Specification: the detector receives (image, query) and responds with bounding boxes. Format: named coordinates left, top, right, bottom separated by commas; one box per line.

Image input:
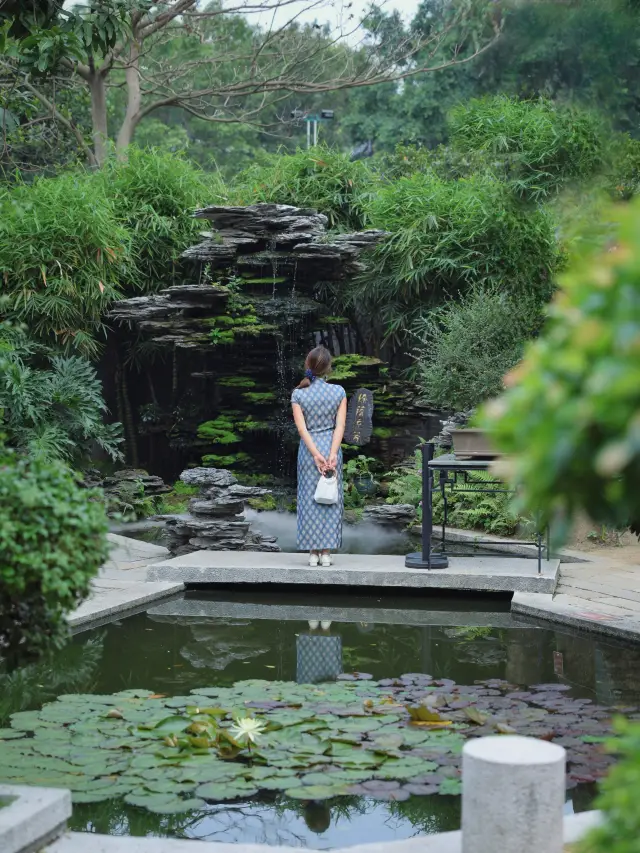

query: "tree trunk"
left=88, top=71, right=108, bottom=166
left=115, top=40, right=142, bottom=158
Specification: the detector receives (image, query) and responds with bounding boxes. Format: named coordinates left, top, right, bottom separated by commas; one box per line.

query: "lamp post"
left=405, top=442, right=449, bottom=570
left=291, top=109, right=335, bottom=148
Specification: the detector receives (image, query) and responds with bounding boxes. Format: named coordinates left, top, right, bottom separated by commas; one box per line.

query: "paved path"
left=69, top=534, right=183, bottom=630
left=147, top=550, right=559, bottom=594
left=513, top=551, right=640, bottom=641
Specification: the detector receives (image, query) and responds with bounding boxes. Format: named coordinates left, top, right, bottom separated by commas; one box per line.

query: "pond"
left=3, top=590, right=639, bottom=849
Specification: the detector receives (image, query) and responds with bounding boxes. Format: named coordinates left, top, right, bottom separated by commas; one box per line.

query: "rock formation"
left=104, top=202, right=438, bottom=482
left=363, top=504, right=417, bottom=526
left=162, top=467, right=279, bottom=555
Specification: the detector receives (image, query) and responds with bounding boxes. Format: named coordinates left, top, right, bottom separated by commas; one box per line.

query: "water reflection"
left=297, top=622, right=342, bottom=684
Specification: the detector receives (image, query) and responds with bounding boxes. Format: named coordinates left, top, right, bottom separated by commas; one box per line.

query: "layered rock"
left=103, top=202, right=437, bottom=482
left=363, top=504, right=417, bottom=526
left=163, top=467, right=279, bottom=555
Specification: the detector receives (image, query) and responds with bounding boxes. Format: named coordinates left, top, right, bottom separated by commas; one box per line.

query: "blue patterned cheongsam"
left=291, top=379, right=346, bottom=551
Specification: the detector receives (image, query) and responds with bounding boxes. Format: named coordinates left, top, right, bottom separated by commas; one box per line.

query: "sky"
left=249, top=0, right=422, bottom=32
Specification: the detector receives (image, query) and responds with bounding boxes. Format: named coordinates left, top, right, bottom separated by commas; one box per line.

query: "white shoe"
left=309, top=553, right=319, bottom=567
left=308, top=620, right=319, bottom=630
left=321, top=554, right=331, bottom=567
left=320, top=620, right=332, bottom=631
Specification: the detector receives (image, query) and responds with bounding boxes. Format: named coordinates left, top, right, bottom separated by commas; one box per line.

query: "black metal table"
left=428, top=453, right=548, bottom=574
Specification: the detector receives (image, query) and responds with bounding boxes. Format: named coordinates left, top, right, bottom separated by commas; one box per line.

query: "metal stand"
left=405, top=443, right=449, bottom=570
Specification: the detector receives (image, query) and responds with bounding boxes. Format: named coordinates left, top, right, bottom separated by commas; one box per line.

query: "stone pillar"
left=462, top=735, right=566, bottom=853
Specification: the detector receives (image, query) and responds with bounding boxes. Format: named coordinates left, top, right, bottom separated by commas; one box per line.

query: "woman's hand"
left=327, top=451, right=338, bottom=470
left=313, top=452, right=327, bottom=473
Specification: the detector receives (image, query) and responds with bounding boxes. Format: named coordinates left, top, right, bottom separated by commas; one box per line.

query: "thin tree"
left=1, top=0, right=502, bottom=166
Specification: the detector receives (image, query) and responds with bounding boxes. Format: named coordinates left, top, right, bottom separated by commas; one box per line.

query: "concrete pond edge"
left=0, top=783, right=602, bottom=853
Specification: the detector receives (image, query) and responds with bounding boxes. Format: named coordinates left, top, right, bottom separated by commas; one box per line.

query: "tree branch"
left=1, top=63, right=97, bottom=167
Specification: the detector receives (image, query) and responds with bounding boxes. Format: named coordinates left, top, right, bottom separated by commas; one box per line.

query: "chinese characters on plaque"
left=343, top=387, right=374, bottom=446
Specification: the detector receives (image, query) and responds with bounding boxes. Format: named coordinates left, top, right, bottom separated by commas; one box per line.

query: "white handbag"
left=314, top=472, right=339, bottom=505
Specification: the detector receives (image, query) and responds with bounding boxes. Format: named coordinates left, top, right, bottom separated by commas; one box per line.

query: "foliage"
left=98, top=148, right=221, bottom=293
left=230, top=147, right=375, bottom=230
left=156, top=481, right=199, bottom=515
left=482, top=198, right=640, bottom=539
left=449, top=96, right=605, bottom=202
left=0, top=449, right=109, bottom=658
left=0, top=675, right=618, bottom=810
left=202, top=452, right=252, bottom=469
left=386, top=452, right=423, bottom=510
left=386, top=449, right=527, bottom=536
left=0, top=170, right=130, bottom=354
left=414, top=289, right=545, bottom=410
left=609, top=135, right=640, bottom=202
left=247, top=494, right=277, bottom=512
left=344, top=456, right=378, bottom=483
left=581, top=717, right=640, bottom=853
left=330, top=355, right=383, bottom=382
left=0, top=323, right=122, bottom=464
left=431, top=476, right=527, bottom=538
left=355, top=170, right=558, bottom=341
left=106, top=479, right=157, bottom=522
left=0, top=148, right=218, bottom=351
left=0, top=636, right=104, bottom=725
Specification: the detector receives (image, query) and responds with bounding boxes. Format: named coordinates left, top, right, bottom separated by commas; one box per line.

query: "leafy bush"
left=414, top=289, right=546, bottom=410
left=0, top=449, right=109, bottom=658
left=0, top=323, right=122, bottom=464
left=99, top=147, right=222, bottom=291
left=0, top=169, right=130, bottom=355
left=0, top=148, right=220, bottom=353
left=355, top=171, right=558, bottom=340
left=483, top=199, right=640, bottom=539
left=609, top=134, right=640, bottom=202
left=580, top=718, right=640, bottom=853
left=386, top=449, right=528, bottom=536
left=449, top=96, right=605, bottom=202
left=230, top=146, right=375, bottom=230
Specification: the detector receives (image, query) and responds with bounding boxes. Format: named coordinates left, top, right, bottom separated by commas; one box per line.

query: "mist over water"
left=244, top=508, right=412, bottom=554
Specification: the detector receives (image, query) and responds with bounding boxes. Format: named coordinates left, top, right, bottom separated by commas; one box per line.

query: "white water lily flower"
left=229, top=717, right=267, bottom=745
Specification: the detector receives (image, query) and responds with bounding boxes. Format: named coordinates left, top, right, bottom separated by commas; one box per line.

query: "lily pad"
left=285, top=784, right=347, bottom=800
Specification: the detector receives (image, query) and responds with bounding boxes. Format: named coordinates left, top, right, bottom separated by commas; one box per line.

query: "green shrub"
left=0, top=323, right=122, bottom=464
left=386, top=449, right=528, bottom=536
left=230, top=146, right=375, bottom=229
left=609, top=134, right=640, bottom=202
left=483, top=198, right=640, bottom=540
left=449, top=96, right=605, bottom=202
left=0, top=450, right=109, bottom=658
left=356, top=171, right=558, bottom=340
left=580, top=718, right=640, bottom=853
left=0, top=148, right=221, bottom=353
left=99, top=147, right=222, bottom=292
left=414, top=289, right=545, bottom=410
left=0, top=170, right=130, bottom=355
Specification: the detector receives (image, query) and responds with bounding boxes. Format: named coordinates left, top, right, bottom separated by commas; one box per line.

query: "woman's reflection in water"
left=304, top=800, right=332, bottom=834
left=296, top=620, right=343, bottom=684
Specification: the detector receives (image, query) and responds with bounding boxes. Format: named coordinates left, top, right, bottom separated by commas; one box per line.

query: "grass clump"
left=230, top=145, right=374, bottom=230
left=414, top=289, right=545, bottom=411
left=355, top=171, right=558, bottom=343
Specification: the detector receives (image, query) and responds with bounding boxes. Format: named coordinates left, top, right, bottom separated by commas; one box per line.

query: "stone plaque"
left=343, top=387, right=374, bottom=446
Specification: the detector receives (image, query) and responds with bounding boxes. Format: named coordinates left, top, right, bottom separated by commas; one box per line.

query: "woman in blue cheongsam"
left=291, top=346, right=347, bottom=567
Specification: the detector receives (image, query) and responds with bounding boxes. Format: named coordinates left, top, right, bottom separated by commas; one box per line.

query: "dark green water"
left=5, top=590, right=640, bottom=848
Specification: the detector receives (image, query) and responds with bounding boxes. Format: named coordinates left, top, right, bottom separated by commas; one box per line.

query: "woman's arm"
left=328, top=397, right=347, bottom=469
left=292, top=402, right=326, bottom=472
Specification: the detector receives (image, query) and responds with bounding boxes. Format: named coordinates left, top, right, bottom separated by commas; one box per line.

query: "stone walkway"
left=69, top=534, right=183, bottom=630
left=147, top=550, right=559, bottom=594
left=514, top=551, right=640, bottom=642
left=70, top=531, right=640, bottom=645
